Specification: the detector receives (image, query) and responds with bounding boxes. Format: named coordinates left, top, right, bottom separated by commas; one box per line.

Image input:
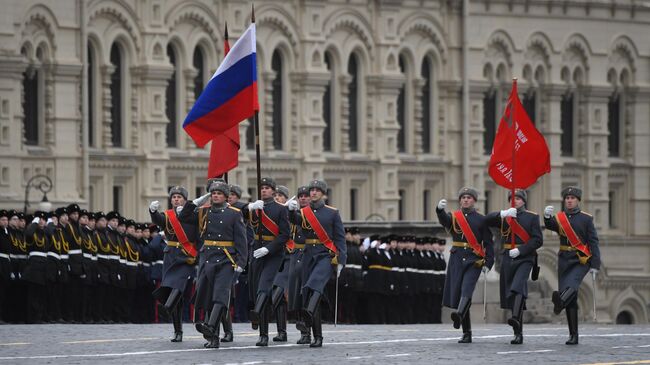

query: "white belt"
left=125, top=261, right=138, bottom=267
left=142, top=262, right=151, bottom=267
left=29, top=251, right=47, bottom=258
left=10, top=254, right=28, bottom=260
left=91, top=256, right=98, bottom=261
left=108, top=255, right=120, bottom=261
left=97, top=254, right=110, bottom=260
left=405, top=268, right=418, bottom=273
left=119, top=258, right=127, bottom=264
left=68, top=249, right=82, bottom=255
left=82, top=253, right=94, bottom=259
left=60, top=254, right=69, bottom=260
left=345, top=264, right=362, bottom=270
left=433, top=270, right=447, bottom=275
left=0, top=253, right=10, bottom=260
left=154, top=260, right=164, bottom=265
left=391, top=267, right=405, bottom=272
left=47, top=252, right=61, bottom=260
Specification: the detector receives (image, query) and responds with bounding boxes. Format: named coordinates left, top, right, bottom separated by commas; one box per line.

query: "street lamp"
left=23, top=174, right=53, bottom=213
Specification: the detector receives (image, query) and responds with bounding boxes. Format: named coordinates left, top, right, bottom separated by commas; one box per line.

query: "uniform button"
left=218, top=234, right=221, bottom=237
left=220, top=221, right=223, bottom=223
left=221, top=209, right=224, bottom=212
left=208, top=221, right=211, bottom=224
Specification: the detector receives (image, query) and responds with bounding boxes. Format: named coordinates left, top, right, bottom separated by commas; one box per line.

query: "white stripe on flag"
left=211, top=23, right=256, bottom=81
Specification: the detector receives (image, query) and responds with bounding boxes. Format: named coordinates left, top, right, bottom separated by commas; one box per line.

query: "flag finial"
left=251, top=4, right=255, bottom=23
left=224, top=22, right=228, bottom=40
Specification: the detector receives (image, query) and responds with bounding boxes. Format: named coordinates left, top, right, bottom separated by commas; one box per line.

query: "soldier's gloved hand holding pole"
left=248, top=200, right=264, bottom=210
left=500, top=208, right=517, bottom=218
left=285, top=198, right=298, bottom=211
left=437, top=199, right=447, bottom=210
left=192, top=193, right=211, bottom=207
left=149, top=200, right=160, bottom=213
left=544, top=205, right=554, bottom=219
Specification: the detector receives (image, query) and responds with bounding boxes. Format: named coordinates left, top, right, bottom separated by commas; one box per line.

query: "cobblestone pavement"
left=0, top=323, right=649, bottom=365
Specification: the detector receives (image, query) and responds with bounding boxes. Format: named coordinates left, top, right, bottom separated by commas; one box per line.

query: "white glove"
left=544, top=205, right=554, bottom=218
left=149, top=200, right=160, bottom=212
left=378, top=243, right=387, bottom=250
left=235, top=266, right=244, bottom=273
left=509, top=248, right=520, bottom=258
left=500, top=207, right=517, bottom=218
left=192, top=193, right=211, bottom=207
left=175, top=206, right=183, bottom=214
left=80, top=274, right=87, bottom=279
left=482, top=266, right=490, bottom=273
left=32, top=217, right=40, bottom=224
left=117, top=274, right=121, bottom=280
left=337, top=264, right=344, bottom=278
left=10, top=272, right=15, bottom=280
left=285, top=198, right=299, bottom=211
left=437, top=199, right=447, bottom=210
left=590, top=268, right=599, bottom=275
left=253, top=247, right=269, bottom=259
left=249, top=200, right=264, bottom=210
left=46, top=218, right=53, bottom=225
left=362, top=237, right=370, bottom=250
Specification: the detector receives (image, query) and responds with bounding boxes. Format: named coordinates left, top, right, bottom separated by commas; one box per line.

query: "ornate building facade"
left=0, top=0, right=648, bottom=323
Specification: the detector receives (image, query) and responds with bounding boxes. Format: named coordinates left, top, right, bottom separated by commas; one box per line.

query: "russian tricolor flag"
left=183, top=24, right=259, bottom=148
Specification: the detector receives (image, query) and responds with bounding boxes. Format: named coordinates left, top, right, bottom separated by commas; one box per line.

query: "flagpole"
left=510, top=78, right=517, bottom=249
left=223, top=22, right=230, bottom=186
left=252, top=4, right=261, bottom=200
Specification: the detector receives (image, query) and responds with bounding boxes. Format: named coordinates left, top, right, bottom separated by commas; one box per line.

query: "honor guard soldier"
left=289, top=179, right=347, bottom=347
left=22, top=211, right=50, bottom=323
left=105, top=211, right=126, bottom=322
left=78, top=210, right=98, bottom=323
left=247, top=177, right=290, bottom=347
left=0, top=210, right=12, bottom=322
left=340, top=227, right=363, bottom=324
left=270, top=185, right=291, bottom=342
left=7, top=210, right=28, bottom=323
left=485, top=189, right=542, bottom=344
left=47, top=207, right=75, bottom=322
left=93, top=211, right=114, bottom=323
left=431, top=238, right=447, bottom=323
left=287, top=186, right=311, bottom=343
left=544, top=186, right=601, bottom=345
left=190, top=182, right=248, bottom=349
left=436, top=188, right=494, bottom=343
left=150, top=186, right=203, bottom=341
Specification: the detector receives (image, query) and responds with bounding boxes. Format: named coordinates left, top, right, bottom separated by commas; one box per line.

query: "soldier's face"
left=69, top=212, right=79, bottom=222
left=170, top=194, right=186, bottom=208
left=142, top=229, right=150, bottom=239
left=18, top=219, right=26, bottom=229
left=79, top=215, right=89, bottom=226
left=511, top=197, right=525, bottom=209
left=59, top=214, right=69, bottom=226
left=227, top=193, right=239, bottom=205
left=310, top=188, right=323, bottom=201
left=274, top=193, right=287, bottom=204
left=96, top=218, right=107, bottom=229
left=9, top=216, right=19, bottom=229
left=432, top=243, right=439, bottom=251
left=126, top=226, right=135, bottom=235
left=0, top=217, right=8, bottom=228
left=87, top=219, right=96, bottom=229
left=211, top=191, right=227, bottom=204
left=298, top=194, right=309, bottom=207
left=261, top=186, right=274, bottom=199
left=460, top=195, right=475, bottom=209
left=117, top=225, right=126, bottom=234
left=107, top=218, right=117, bottom=229
left=135, top=229, right=142, bottom=239
left=37, top=218, right=46, bottom=229
left=564, top=195, right=579, bottom=209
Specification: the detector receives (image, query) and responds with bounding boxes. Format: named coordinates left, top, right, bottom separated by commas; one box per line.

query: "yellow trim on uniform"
left=452, top=241, right=471, bottom=248
left=167, top=241, right=181, bottom=248
left=203, top=240, right=234, bottom=247
left=368, top=264, right=392, bottom=271
left=254, top=234, right=276, bottom=241
left=305, top=239, right=321, bottom=244
left=559, top=245, right=576, bottom=252
left=294, top=243, right=305, bottom=249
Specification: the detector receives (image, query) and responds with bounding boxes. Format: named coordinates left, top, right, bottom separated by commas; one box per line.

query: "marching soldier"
left=544, top=186, right=601, bottom=345
left=288, top=179, right=347, bottom=347
left=287, top=186, right=311, bottom=344
left=485, top=189, right=543, bottom=344
left=22, top=211, right=50, bottom=323
left=247, top=177, right=290, bottom=347
left=149, top=186, right=203, bottom=341
left=270, top=185, right=291, bottom=342
left=191, top=181, right=247, bottom=349
left=436, top=188, right=494, bottom=343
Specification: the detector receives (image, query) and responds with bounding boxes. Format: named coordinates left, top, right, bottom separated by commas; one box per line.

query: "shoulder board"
left=525, top=210, right=539, bottom=215
left=228, top=206, right=241, bottom=212
left=325, top=205, right=338, bottom=211
left=580, top=211, right=592, bottom=217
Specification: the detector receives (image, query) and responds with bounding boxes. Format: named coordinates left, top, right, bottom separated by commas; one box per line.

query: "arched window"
left=166, top=45, right=178, bottom=147
left=323, top=52, right=333, bottom=152
left=193, top=47, right=205, bottom=98
left=109, top=43, right=123, bottom=147
left=421, top=57, right=432, bottom=153
left=483, top=89, right=496, bottom=155
left=347, top=54, right=359, bottom=152
left=397, top=55, right=406, bottom=153
left=87, top=44, right=96, bottom=147
left=522, top=90, right=536, bottom=125
left=22, top=47, right=39, bottom=146
left=271, top=50, right=283, bottom=150
left=246, top=117, right=255, bottom=150
left=560, top=91, right=574, bottom=156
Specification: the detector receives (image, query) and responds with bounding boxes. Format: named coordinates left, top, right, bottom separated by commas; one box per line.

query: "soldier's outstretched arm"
left=150, top=210, right=166, bottom=227
left=435, top=200, right=452, bottom=229
left=484, top=211, right=503, bottom=227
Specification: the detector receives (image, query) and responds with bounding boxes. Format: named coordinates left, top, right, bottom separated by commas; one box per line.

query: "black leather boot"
left=221, top=307, right=233, bottom=343
left=163, top=289, right=183, bottom=316
left=271, top=286, right=284, bottom=311
left=296, top=311, right=311, bottom=344
left=451, top=297, right=471, bottom=330
left=458, top=311, right=472, bottom=343
left=256, top=304, right=269, bottom=347
left=507, top=294, right=524, bottom=344
left=553, top=287, right=576, bottom=315
left=309, top=306, right=323, bottom=348
left=273, top=301, right=287, bottom=342
left=303, top=290, right=322, bottom=328
left=197, top=303, right=224, bottom=347
left=249, top=292, right=268, bottom=324
left=170, top=301, right=183, bottom=342
left=565, top=306, right=579, bottom=345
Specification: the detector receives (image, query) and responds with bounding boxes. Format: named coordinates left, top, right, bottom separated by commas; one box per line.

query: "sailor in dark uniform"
left=190, top=182, right=247, bottom=349
left=436, top=187, right=494, bottom=343
left=544, top=186, right=601, bottom=345
left=287, top=186, right=311, bottom=343
left=149, top=186, right=205, bottom=341
left=485, top=189, right=542, bottom=344
left=246, top=177, right=290, bottom=347
left=289, top=179, right=347, bottom=347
